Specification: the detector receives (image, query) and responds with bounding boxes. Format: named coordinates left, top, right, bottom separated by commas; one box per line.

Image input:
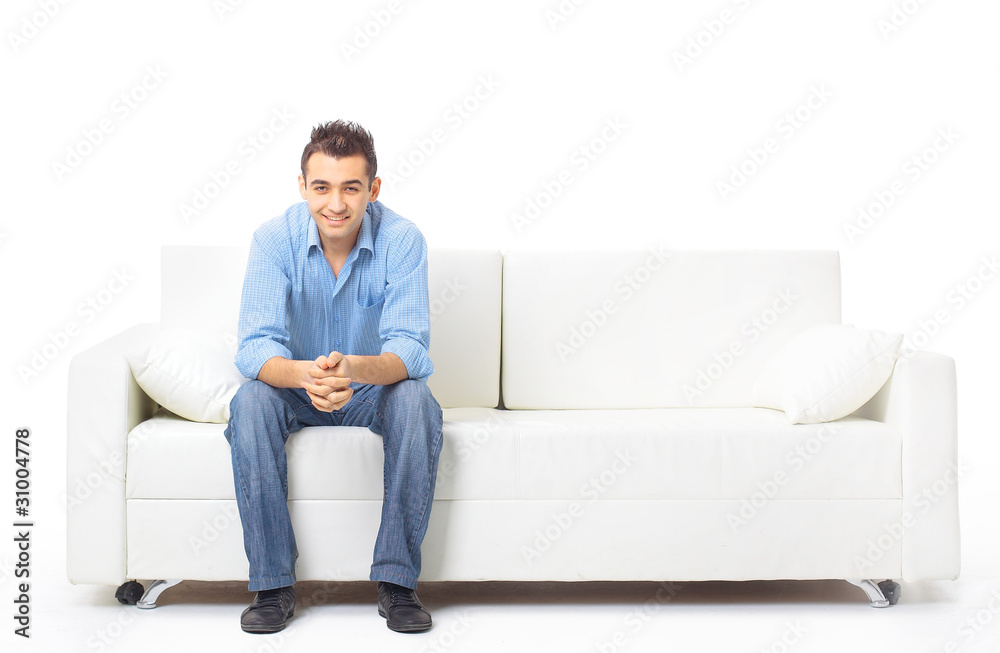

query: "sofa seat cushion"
left=126, top=407, right=899, bottom=502
left=503, top=407, right=901, bottom=500
left=125, top=407, right=515, bottom=501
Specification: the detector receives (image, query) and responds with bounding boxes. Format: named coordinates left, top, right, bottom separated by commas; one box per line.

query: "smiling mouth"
left=323, top=215, right=349, bottom=224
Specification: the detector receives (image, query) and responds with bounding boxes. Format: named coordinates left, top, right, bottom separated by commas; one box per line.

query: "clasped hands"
left=301, top=352, right=354, bottom=412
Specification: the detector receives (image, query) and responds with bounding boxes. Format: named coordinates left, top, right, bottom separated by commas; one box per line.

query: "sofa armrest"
left=853, top=350, right=960, bottom=581
left=66, top=323, right=160, bottom=585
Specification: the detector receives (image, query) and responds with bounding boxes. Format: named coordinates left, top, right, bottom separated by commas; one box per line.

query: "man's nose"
left=326, top=192, right=347, bottom=212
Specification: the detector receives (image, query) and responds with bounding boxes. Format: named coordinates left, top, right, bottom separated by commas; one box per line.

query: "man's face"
left=298, top=153, right=380, bottom=253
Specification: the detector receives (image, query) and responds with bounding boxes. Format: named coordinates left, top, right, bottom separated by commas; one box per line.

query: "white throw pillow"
left=128, top=328, right=247, bottom=423
left=752, top=324, right=903, bottom=424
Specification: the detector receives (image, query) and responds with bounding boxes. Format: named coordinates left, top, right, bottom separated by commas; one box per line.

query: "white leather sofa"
left=66, top=247, right=960, bottom=609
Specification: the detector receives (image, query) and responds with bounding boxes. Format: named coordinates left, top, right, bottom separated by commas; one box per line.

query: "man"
left=224, top=120, right=443, bottom=634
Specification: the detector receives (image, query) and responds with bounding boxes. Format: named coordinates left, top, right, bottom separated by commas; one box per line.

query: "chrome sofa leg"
left=846, top=579, right=900, bottom=607
left=136, top=579, right=182, bottom=609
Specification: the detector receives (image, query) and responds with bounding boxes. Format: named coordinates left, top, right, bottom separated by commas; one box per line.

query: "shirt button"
left=335, top=316, right=340, bottom=322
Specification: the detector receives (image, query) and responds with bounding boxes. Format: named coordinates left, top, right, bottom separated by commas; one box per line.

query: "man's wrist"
left=297, top=359, right=314, bottom=385
left=258, top=356, right=314, bottom=389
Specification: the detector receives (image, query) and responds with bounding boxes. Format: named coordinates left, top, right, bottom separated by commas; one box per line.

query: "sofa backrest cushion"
left=501, top=249, right=841, bottom=409
left=160, top=246, right=501, bottom=409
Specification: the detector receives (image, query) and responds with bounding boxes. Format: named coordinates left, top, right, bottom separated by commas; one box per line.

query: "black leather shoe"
left=241, top=586, right=295, bottom=634
left=377, top=581, right=432, bottom=633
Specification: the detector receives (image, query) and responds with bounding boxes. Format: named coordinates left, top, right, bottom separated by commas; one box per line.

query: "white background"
left=1, top=0, right=998, bottom=651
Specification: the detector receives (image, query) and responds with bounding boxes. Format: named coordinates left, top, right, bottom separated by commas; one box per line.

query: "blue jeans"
left=223, top=379, right=443, bottom=592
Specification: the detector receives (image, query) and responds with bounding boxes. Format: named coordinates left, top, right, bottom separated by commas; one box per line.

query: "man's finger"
left=330, top=388, right=353, bottom=410
left=307, top=365, right=339, bottom=379
left=308, top=386, right=352, bottom=412
left=303, top=381, right=334, bottom=397
left=306, top=390, right=333, bottom=412
left=315, top=375, right=352, bottom=389
left=326, top=351, right=346, bottom=369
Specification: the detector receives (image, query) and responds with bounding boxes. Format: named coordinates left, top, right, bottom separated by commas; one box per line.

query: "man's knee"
left=227, top=381, right=286, bottom=444
left=378, top=379, right=439, bottom=415
left=231, top=380, right=280, bottom=415
left=377, top=380, right=442, bottom=445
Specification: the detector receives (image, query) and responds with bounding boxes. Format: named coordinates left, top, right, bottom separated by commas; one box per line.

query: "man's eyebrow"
left=309, top=178, right=364, bottom=187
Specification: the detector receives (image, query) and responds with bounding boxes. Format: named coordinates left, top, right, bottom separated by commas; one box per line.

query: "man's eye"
left=345, top=187, right=358, bottom=192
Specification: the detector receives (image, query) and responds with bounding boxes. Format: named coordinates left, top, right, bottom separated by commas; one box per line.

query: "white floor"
left=16, top=553, right=1000, bottom=653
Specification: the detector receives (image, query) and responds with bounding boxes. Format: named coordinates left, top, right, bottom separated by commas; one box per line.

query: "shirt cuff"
left=235, top=338, right=294, bottom=380
left=381, top=338, right=434, bottom=381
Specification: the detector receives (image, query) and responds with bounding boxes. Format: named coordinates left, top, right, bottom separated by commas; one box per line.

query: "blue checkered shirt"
left=234, top=200, right=434, bottom=383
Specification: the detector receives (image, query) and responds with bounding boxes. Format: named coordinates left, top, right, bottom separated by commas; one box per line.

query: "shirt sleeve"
left=234, top=233, right=294, bottom=379
left=379, top=227, right=434, bottom=381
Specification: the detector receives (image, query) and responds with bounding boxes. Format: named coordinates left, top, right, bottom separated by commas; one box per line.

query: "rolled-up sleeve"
left=234, top=234, right=294, bottom=379
left=379, top=228, right=434, bottom=381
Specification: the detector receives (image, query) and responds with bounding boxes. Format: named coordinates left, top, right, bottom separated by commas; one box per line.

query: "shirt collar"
left=355, top=203, right=374, bottom=255
left=307, top=205, right=322, bottom=251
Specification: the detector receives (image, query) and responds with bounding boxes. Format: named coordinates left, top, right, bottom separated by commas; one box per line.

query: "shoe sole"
left=241, top=622, right=287, bottom=634
left=378, top=607, right=432, bottom=633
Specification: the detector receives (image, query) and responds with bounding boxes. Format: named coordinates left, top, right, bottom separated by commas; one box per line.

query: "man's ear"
left=368, top=176, right=381, bottom=202
left=298, top=174, right=308, bottom=199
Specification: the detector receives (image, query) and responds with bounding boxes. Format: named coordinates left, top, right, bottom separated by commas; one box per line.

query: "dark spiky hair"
left=300, top=120, right=377, bottom=186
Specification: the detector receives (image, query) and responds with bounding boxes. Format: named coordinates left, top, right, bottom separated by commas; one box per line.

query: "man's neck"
left=321, top=235, right=358, bottom=279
